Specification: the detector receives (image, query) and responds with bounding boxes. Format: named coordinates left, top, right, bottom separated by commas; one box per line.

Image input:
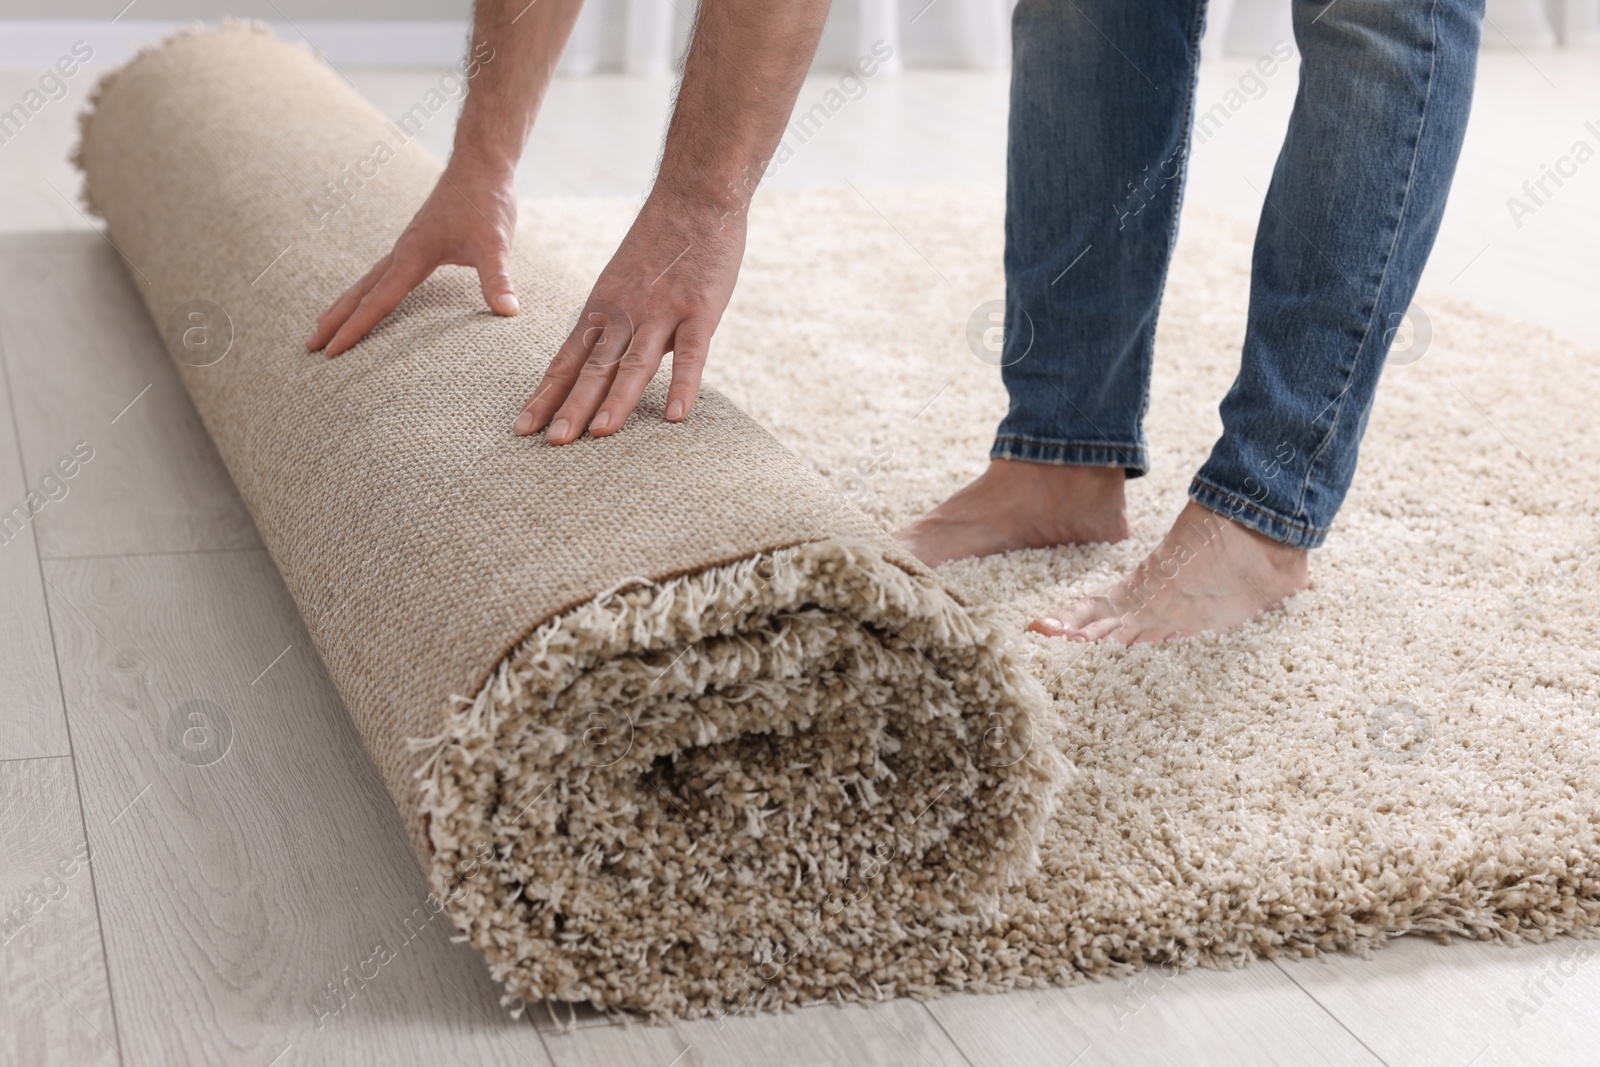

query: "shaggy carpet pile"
left=79, top=23, right=1600, bottom=1020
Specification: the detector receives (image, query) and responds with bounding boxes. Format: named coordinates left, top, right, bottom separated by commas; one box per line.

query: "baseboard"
left=0, top=20, right=472, bottom=70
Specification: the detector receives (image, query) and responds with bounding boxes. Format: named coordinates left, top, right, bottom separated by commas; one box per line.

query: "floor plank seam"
left=919, top=1001, right=979, bottom=1066
left=1, top=313, right=130, bottom=1067
left=1270, top=959, right=1393, bottom=1067
left=41, top=544, right=269, bottom=564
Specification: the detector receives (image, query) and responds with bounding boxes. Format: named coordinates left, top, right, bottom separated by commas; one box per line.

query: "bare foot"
left=893, top=459, right=1131, bottom=567
left=1027, top=500, right=1311, bottom=644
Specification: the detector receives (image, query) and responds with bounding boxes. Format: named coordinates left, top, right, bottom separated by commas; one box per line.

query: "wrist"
left=444, top=122, right=518, bottom=185
left=653, top=164, right=766, bottom=221
left=445, top=139, right=520, bottom=187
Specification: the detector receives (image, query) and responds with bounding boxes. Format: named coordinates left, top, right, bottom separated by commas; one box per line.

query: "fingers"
left=512, top=314, right=687, bottom=444
left=541, top=354, right=623, bottom=444
left=477, top=250, right=520, bottom=317
left=308, top=163, right=523, bottom=361
left=589, top=322, right=696, bottom=436
left=550, top=322, right=672, bottom=443
left=312, top=244, right=517, bottom=356
left=512, top=358, right=580, bottom=437
left=663, top=322, right=710, bottom=423
left=507, top=189, right=743, bottom=443
left=513, top=307, right=631, bottom=437
left=306, top=254, right=392, bottom=352
left=322, top=254, right=437, bottom=358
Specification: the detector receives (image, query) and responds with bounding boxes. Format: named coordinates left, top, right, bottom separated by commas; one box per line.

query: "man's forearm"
left=654, top=0, right=835, bottom=213
left=451, top=0, right=586, bottom=178
left=511, top=0, right=836, bottom=443
left=310, top=0, right=583, bottom=352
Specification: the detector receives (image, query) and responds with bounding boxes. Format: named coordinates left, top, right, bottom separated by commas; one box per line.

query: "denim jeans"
left=993, top=0, right=1485, bottom=548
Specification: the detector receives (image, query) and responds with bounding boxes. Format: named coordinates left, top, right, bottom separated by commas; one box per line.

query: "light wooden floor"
left=2, top=48, right=1598, bottom=1067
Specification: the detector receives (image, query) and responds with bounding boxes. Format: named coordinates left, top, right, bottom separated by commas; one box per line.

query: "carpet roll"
left=74, top=25, right=1064, bottom=1016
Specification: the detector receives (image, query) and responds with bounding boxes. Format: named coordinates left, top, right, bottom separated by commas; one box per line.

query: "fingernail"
left=549, top=418, right=569, bottom=440
left=666, top=400, right=684, bottom=421
left=1040, top=618, right=1063, bottom=631
left=499, top=294, right=520, bottom=315
left=513, top=410, right=534, bottom=435
left=590, top=411, right=611, bottom=431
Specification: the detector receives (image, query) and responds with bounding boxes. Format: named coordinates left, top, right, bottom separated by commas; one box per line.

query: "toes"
left=1067, top=598, right=1109, bottom=627
left=1127, top=625, right=1181, bottom=645
left=1026, top=615, right=1070, bottom=637
left=1077, top=616, right=1125, bottom=643
left=1028, top=608, right=1094, bottom=637
left=1028, top=593, right=1117, bottom=638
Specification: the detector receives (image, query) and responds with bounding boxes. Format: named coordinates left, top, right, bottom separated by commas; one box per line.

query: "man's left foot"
left=1028, top=500, right=1312, bottom=644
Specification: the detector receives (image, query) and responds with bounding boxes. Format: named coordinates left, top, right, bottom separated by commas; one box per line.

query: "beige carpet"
left=533, top=183, right=1600, bottom=995
left=80, top=23, right=1600, bottom=1021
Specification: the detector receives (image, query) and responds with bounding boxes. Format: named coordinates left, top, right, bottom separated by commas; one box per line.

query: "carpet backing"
left=78, top=23, right=1600, bottom=1022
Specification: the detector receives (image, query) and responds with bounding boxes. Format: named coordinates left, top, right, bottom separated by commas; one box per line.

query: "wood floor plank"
left=525, top=957, right=977, bottom=1067
left=0, top=756, right=120, bottom=1066
left=536, top=1018, right=690, bottom=1067
left=0, top=233, right=260, bottom=559
left=1275, top=935, right=1600, bottom=1067
left=523, top=952, right=981, bottom=1067
left=44, top=549, right=552, bottom=1066
left=927, top=963, right=1384, bottom=1067
left=0, top=324, right=71, bottom=759
left=537, top=998, right=973, bottom=1067
left=674, top=999, right=972, bottom=1067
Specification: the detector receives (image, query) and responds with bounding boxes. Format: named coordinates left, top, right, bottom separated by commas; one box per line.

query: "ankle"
left=984, top=459, right=1130, bottom=542
left=989, top=459, right=1126, bottom=501
left=1191, top=504, right=1311, bottom=582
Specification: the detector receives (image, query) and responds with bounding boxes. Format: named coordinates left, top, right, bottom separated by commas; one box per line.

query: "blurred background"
left=3, top=0, right=1598, bottom=69
left=2, top=0, right=1597, bottom=342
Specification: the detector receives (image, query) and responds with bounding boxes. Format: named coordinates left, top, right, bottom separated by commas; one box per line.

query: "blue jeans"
left=993, top=0, right=1484, bottom=548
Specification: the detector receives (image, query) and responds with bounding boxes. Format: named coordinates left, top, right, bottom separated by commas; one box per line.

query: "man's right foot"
left=893, top=458, right=1131, bottom=566
left=1026, top=499, right=1313, bottom=644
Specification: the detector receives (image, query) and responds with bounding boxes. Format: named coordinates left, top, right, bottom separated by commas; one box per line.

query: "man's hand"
left=513, top=187, right=745, bottom=441
left=305, top=0, right=582, bottom=358
left=513, top=0, right=833, bottom=442
left=307, top=164, right=519, bottom=357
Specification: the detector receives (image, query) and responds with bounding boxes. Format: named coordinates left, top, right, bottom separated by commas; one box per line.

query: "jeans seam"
left=992, top=437, right=1149, bottom=470
left=994, top=434, right=1146, bottom=451
left=1290, top=0, right=1443, bottom=525
left=1134, top=0, right=1210, bottom=439
left=1191, top=475, right=1328, bottom=537
left=993, top=435, right=1147, bottom=454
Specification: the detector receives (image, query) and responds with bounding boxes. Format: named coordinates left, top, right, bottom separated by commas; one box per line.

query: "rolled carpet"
left=73, top=25, right=1064, bottom=1016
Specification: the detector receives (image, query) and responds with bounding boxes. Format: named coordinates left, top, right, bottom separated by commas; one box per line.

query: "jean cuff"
left=991, top=435, right=1149, bottom=477
left=1188, top=476, right=1329, bottom=550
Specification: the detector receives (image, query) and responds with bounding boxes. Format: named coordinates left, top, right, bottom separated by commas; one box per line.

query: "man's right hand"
left=511, top=0, right=835, bottom=444
left=511, top=183, right=748, bottom=442
left=306, top=161, right=520, bottom=357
